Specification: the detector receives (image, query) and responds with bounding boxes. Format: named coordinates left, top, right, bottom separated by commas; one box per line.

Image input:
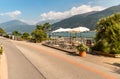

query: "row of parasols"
left=52, top=26, right=90, bottom=33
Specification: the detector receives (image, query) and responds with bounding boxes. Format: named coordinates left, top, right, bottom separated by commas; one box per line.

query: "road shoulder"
left=0, top=53, right=8, bottom=79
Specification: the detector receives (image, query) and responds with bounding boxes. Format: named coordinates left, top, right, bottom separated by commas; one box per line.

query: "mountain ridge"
left=0, top=20, right=35, bottom=33
left=0, top=5, right=120, bottom=33
left=52, top=5, right=120, bottom=30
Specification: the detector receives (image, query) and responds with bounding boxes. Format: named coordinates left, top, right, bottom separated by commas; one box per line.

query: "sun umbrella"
left=70, top=26, right=90, bottom=33
left=69, top=26, right=90, bottom=43
left=52, top=28, right=72, bottom=39
left=52, top=28, right=72, bottom=33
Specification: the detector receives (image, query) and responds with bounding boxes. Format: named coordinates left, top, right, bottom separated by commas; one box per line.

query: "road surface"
left=0, top=37, right=119, bottom=79
left=0, top=37, right=45, bottom=79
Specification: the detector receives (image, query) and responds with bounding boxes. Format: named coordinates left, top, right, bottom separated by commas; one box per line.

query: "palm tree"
left=12, top=30, right=21, bottom=36
left=12, top=30, right=21, bottom=40
left=36, top=23, right=51, bottom=33
left=36, top=24, right=43, bottom=30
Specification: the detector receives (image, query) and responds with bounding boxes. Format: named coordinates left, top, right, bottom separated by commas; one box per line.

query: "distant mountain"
left=0, top=20, right=35, bottom=33
left=52, top=5, right=120, bottom=30
left=37, top=19, right=60, bottom=25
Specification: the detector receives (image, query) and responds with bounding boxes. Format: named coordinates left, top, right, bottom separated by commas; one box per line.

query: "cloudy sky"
left=0, top=0, right=120, bottom=24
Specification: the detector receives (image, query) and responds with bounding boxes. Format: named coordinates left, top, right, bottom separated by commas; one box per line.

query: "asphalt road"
left=0, top=37, right=46, bottom=79
left=0, top=37, right=118, bottom=79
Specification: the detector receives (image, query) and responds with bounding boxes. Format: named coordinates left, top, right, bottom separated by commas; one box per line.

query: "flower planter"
left=79, top=51, right=86, bottom=57
left=0, top=45, right=3, bottom=55
left=76, top=44, right=88, bottom=57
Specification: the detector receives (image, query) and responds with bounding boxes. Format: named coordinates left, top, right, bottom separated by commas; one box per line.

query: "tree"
left=31, top=29, right=47, bottom=42
left=21, top=32, right=30, bottom=40
left=12, top=30, right=21, bottom=36
left=0, top=28, right=6, bottom=35
left=43, top=22, right=51, bottom=33
left=36, top=24, right=43, bottom=30
left=36, top=22, right=51, bottom=33
left=93, top=13, right=120, bottom=54
left=12, top=30, right=21, bottom=40
left=31, top=23, right=51, bottom=43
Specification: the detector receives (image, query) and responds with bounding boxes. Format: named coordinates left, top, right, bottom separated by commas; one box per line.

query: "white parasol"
left=70, top=26, right=90, bottom=33
left=52, top=28, right=72, bottom=33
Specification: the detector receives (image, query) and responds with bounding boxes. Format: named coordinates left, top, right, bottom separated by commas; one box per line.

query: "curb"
left=42, top=43, right=76, bottom=53
left=0, top=52, right=8, bottom=79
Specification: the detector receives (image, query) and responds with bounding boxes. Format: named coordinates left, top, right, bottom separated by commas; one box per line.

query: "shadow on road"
left=105, top=62, right=120, bottom=74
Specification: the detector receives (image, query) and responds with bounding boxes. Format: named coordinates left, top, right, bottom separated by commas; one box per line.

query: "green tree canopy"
left=93, top=13, right=120, bottom=54
left=0, top=28, right=6, bottom=34
left=31, top=23, right=51, bottom=43
left=21, top=32, right=30, bottom=40
left=36, top=22, right=51, bottom=33
left=12, top=30, right=21, bottom=36
left=36, top=24, right=43, bottom=30
left=43, top=22, right=51, bottom=32
left=31, top=29, right=47, bottom=42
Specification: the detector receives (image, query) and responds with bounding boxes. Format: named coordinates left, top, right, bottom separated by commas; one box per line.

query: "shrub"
left=92, top=39, right=110, bottom=54
left=76, top=44, right=88, bottom=52
left=0, top=49, right=3, bottom=54
left=0, top=45, right=3, bottom=55
left=94, top=13, right=120, bottom=54
left=110, top=41, right=120, bottom=54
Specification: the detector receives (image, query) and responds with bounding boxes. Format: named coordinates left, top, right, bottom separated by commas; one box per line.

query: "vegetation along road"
left=0, top=37, right=119, bottom=79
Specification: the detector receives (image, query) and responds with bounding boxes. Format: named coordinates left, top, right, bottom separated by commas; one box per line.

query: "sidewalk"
left=0, top=53, right=8, bottom=79
left=79, top=53, right=120, bottom=70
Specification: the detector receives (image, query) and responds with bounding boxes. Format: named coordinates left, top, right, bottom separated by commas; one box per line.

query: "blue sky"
left=0, top=0, right=120, bottom=24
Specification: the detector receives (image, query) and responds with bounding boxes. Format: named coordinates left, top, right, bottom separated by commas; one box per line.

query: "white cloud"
left=40, top=5, right=105, bottom=21
left=40, top=11, right=69, bottom=21
left=0, top=10, right=21, bottom=18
